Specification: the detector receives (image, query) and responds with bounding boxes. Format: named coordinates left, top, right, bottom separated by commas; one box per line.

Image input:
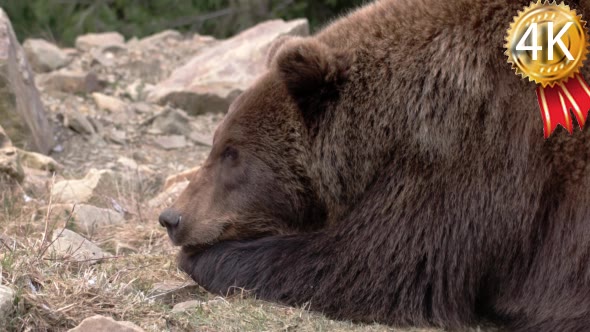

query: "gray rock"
left=189, top=131, right=213, bottom=147
left=75, top=32, right=125, bottom=52
left=0, top=9, right=54, bottom=153
left=148, top=108, right=193, bottom=136
left=23, top=38, right=70, bottom=72
left=0, top=285, right=14, bottom=326
left=107, top=129, right=126, bottom=145
left=65, top=113, right=95, bottom=136
left=154, top=135, right=187, bottom=150
left=50, top=229, right=111, bottom=263
left=51, top=204, right=125, bottom=236
left=92, top=93, right=127, bottom=113
left=68, top=315, right=144, bottom=332
left=139, top=30, right=182, bottom=47
left=149, top=19, right=309, bottom=114
left=39, top=70, right=103, bottom=94
left=51, top=169, right=118, bottom=205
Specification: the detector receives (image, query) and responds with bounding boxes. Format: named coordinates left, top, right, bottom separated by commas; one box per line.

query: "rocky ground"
left=0, top=8, right=446, bottom=332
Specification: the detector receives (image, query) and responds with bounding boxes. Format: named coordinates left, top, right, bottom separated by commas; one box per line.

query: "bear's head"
left=159, top=37, right=352, bottom=248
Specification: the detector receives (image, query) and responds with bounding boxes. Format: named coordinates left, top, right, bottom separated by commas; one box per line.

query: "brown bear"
left=159, top=0, right=590, bottom=330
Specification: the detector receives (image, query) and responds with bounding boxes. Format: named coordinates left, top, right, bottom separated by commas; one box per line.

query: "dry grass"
left=0, top=176, right=417, bottom=332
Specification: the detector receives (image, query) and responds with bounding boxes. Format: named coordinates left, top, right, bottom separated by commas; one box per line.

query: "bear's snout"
left=159, top=208, right=182, bottom=229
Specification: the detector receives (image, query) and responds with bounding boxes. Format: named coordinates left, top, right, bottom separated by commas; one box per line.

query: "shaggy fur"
left=164, top=0, right=590, bottom=330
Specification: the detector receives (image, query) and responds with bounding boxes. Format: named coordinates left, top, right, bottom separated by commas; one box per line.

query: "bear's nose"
left=159, top=208, right=182, bottom=228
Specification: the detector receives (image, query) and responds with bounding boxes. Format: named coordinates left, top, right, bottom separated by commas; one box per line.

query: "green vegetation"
left=0, top=0, right=365, bottom=46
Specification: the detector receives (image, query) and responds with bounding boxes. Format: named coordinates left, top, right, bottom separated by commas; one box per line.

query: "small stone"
left=17, top=149, right=63, bottom=172
left=189, top=132, right=213, bottom=147
left=148, top=181, right=189, bottom=208
left=125, top=80, right=144, bottom=101
left=75, top=32, right=125, bottom=52
left=0, top=285, right=15, bottom=326
left=154, top=135, right=187, bottom=150
left=50, top=204, right=125, bottom=236
left=23, top=38, right=70, bottom=72
left=132, top=151, right=149, bottom=163
left=51, top=169, right=118, bottom=205
left=50, top=229, right=111, bottom=263
left=132, top=102, right=154, bottom=114
left=91, top=45, right=126, bottom=67
left=148, top=108, right=194, bottom=136
left=68, top=315, right=144, bottom=332
left=164, top=167, right=199, bottom=190
left=139, top=30, right=182, bottom=47
left=117, top=156, right=138, bottom=169
left=65, top=113, right=95, bottom=136
left=172, top=300, right=202, bottom=313
left=107, top=129, right=127, bottom=145
left=92, top=93, right=127, bottom=113
left=39, top=70, right=103, bottom=94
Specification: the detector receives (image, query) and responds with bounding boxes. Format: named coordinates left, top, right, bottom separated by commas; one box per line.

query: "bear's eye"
left=221, top=147, right=238, bottom=162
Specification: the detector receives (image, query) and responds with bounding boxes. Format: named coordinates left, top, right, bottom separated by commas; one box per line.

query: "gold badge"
left=505, top=1, right=590, bottom=138
left=506, top=1, right=588, bottom=87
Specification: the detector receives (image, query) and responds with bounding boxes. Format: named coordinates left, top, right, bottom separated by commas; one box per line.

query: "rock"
left=51, top=169, right=117, bottom=205
left=147, top=108, right=193, bottom=136
left=68, top=315, right=144, bottom=332
left=117, top=156, right=138, bottom=170
left=0, top=285, right=14, bottom=325
left=148, top=281, right=199, bottom=303
left=149, top=19, right=309, bottom=114
left=39, top=70, right=103, bottom=94
left=65, top=113, right=95, bottom=136
left=50, top=229, right=111, bottom=263
left=148, top=181, right=189, bottom=208
left=75, top=32, right=125, bottom=52
left=172, top=300, right=202, bottom=313
left=154, top=135, right=187, bottom=150
left=125, top=80, right=145, bottom=101
left=90, top=44, right=126, bottom=66
left=23, top=38, right=70, bottom=72
left=106, top=129, right=126, bottom=145
left=0, top=147, right=24, bottom=183
left=66, top=316, right=139, bottom=332
left=17, top=149, right=62, bottom=172
left=0, top=124, right=11, bottom=148
left=132, top=151, right=149, bottom=163
left=189, top=132, right=213, bottom=147
left=92, top=93, right=127, bottom=113
left=22, top=166, right=52, bottom=197
left=50, top=204, right=125, bottom=236
left=0, top=9, right=54, bottom=153
left=139, top=30, right=182, bottom=47
left=164, top=167, right=199, bottom=190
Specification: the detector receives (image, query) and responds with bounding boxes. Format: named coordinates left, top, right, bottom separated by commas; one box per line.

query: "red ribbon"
left=536, top=74, right=590, bottom=138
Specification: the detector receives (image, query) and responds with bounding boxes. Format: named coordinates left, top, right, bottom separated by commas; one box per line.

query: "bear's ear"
left=266, top=35, right=300, bottom=69
left=273, top=38, right=352, bottom=111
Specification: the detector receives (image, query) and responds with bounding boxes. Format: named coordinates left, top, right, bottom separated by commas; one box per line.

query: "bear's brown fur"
left=160, top=0, right=590, bottom=330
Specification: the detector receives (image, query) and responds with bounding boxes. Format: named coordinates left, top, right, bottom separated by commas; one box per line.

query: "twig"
left=43, top=255, right=124, bottom=263
left=40, top=173, right=56, bottom=248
